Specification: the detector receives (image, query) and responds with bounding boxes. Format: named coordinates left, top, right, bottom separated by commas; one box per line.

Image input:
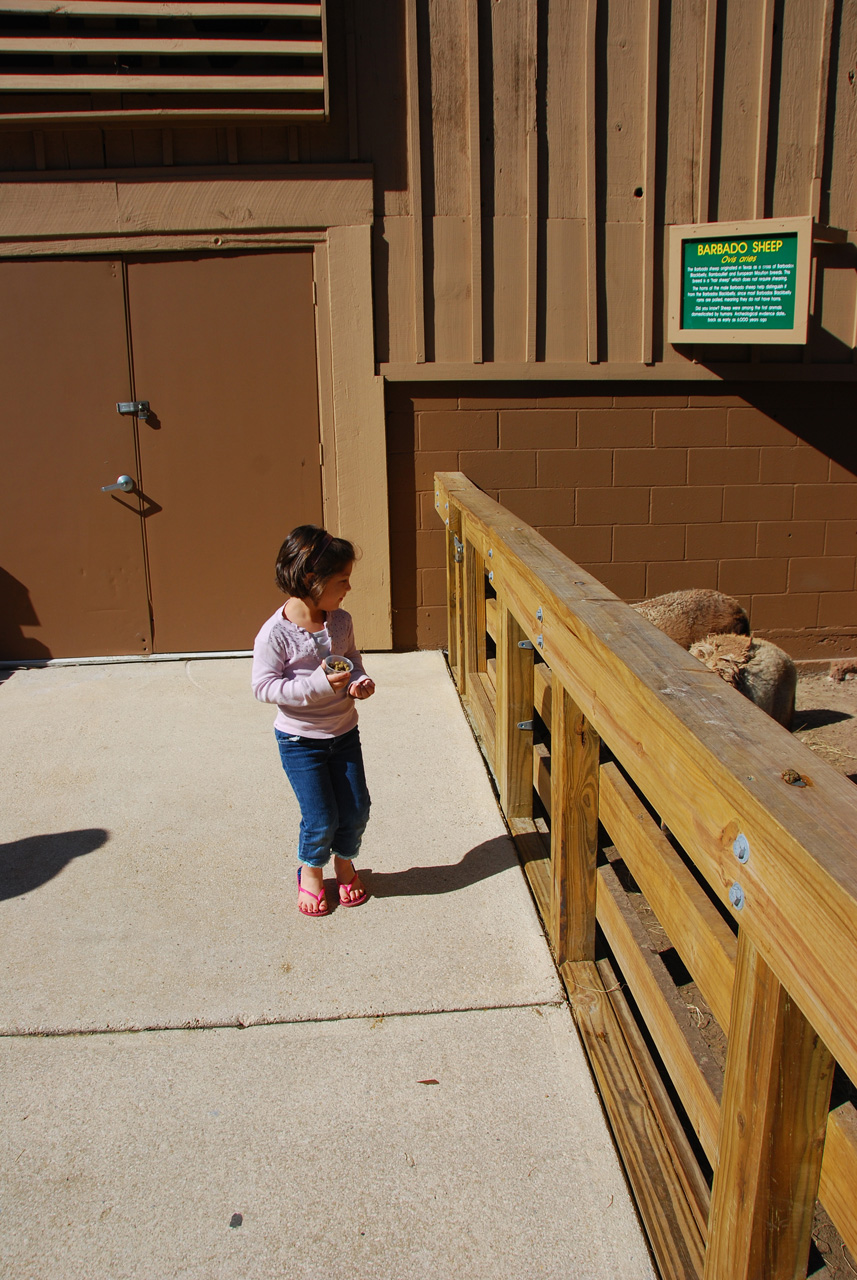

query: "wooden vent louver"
left=0, top=1, right=327, bottom=122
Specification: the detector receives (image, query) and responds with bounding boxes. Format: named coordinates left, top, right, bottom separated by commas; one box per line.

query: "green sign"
left=681, top=232, right=798, bottom=331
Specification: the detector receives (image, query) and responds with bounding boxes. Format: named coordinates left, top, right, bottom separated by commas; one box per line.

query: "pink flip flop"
left=337, top=871, right=368, bottom=907
left=297, top=867, right=328, bottom=917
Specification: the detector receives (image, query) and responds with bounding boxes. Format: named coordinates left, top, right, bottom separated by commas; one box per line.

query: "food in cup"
left=324, top=654, right=354, bottom=675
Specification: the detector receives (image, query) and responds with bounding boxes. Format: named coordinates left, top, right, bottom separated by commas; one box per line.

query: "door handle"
left=116, top=401, right=150, bottom=420
left=101, top=475, right=135, bottom=493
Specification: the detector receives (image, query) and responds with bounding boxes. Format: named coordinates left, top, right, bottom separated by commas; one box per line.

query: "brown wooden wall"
left=380, top=0, right=857, bottom=375
left=387, top=381, right=857, bottom=656
left=2, top=0, right=856, bottom=380
left=1, top=2, right=855, bottom=660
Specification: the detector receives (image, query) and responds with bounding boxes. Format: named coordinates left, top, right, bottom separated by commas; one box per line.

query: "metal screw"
left=537, top=635, right=544, bottom=649
left=488, top=548, right=493, bottom=557
left=733, top=833, right=750, bottom=864
left=536, top=607, right=543, bottom=622
left=488, top=570, right=494, bottom=582
left=729, top=882, right=745, bottom=911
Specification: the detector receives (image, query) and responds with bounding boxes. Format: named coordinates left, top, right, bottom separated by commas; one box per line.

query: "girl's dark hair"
left=275, top=525, right=356, bottom=600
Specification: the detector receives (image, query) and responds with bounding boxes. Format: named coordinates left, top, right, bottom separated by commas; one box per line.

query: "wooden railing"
left=435, top=472, right=857, bottom=1280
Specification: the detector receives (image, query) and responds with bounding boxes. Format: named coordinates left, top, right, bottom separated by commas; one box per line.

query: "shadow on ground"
left=0, top=829, right=109, bottom=900
left=363, top=836, right=518, bottom=899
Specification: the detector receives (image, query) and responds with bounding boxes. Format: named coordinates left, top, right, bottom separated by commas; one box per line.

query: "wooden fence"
left=434, top=471, right=857, bottom=1280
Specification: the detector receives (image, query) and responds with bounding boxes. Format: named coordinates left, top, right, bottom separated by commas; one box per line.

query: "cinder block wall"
left=385, top=382, right=857, bottom=659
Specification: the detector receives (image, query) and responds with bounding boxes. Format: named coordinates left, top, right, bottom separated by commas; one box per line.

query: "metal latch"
left=453, top=535, right=464, bottom=563
left=516, top=720, right=534, bottom=731
left=518, top=640, right=534, bottom=649
left=117, top=401, right=150, bottom=420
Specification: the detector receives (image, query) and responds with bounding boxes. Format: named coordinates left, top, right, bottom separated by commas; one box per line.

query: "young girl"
left=252, top=525, right=375, bottom=917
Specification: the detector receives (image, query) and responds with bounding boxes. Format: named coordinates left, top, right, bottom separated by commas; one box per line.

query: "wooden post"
left=495, top=599, right=534, bottom=821
left=704, top=930, right=834, bottom=1280
left=550, top=685, right=600, bottom=964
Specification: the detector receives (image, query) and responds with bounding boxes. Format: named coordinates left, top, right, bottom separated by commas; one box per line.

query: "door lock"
left=116, top=401, right=150, bottom=420
left=101, top=475, right=135, bottom=493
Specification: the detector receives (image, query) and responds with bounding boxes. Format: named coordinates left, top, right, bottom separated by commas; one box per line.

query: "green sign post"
left=681, top=233, right=798, bottom=331
left=668, top=217, right=811, bottom=345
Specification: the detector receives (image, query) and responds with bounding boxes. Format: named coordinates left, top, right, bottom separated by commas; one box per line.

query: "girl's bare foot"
left=334, top=855, right=366, bottom=905
left=297, top=864, right=328, bottom=916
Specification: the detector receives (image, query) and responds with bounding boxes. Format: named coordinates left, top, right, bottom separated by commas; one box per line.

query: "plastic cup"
left=324, top=654, right=354, bottom=676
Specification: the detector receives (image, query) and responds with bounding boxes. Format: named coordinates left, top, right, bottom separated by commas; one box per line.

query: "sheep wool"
left=633, top=588, right=750, bottom=650
left=690, top=633, right=797, bottom=729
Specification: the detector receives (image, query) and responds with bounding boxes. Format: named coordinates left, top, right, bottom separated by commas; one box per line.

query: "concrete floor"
left=0, top=652, right=656, bottom=1279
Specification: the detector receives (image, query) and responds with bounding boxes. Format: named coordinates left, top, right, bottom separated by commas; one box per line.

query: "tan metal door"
left=0, top=251, right=323, bottom=661
left=0, top=259, right=152, bottom=660
left=127, top=251, right=323, bottom=653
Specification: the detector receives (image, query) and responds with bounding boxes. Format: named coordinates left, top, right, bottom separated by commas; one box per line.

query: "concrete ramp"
left=0, top=653, right=656, bottom=1279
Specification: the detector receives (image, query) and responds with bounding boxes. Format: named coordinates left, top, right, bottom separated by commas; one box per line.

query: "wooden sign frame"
left=667, top=216, right=813, bottom=345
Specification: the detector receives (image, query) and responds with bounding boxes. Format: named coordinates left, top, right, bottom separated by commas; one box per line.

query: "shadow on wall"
left=738, top=382, right=857, bottom=476
left=0, top=829, right=109, bottom=901
left=0, top=567, right=52, bottom=666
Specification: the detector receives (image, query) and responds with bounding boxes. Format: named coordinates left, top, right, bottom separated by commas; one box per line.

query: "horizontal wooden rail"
left=436, top=471, right=857, bottom=1280
left=1, top=2, right=321, bottom=14
left=0, top=73, right=323, bottom=90
left=0, top=38, right=322, bottom=54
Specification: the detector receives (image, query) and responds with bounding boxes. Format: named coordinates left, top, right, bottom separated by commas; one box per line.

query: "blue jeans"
left=274, top=726, right=371, bottom=868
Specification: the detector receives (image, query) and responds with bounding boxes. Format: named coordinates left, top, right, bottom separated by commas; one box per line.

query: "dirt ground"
left=793, top=668, right=857, bottom=788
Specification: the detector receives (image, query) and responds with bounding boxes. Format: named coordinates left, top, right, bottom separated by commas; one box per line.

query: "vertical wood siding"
left=0, top=0, right=855, bottom=376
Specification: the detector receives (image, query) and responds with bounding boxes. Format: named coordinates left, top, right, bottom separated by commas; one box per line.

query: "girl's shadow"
left=0, top=829, right=109, bottom=900
left=360, top=836, right=519, bottom=899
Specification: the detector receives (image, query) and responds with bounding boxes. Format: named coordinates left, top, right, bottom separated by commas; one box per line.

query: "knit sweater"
left=251, top=606, right=370, bottom=738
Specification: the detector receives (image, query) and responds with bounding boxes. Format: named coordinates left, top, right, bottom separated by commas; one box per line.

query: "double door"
left=0, top=251, right=323, bottom=659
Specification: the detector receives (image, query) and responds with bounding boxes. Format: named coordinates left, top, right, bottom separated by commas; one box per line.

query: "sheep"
left=689, top=633, right=797, bottom=729
left=633, top=588, right=750, bottom=650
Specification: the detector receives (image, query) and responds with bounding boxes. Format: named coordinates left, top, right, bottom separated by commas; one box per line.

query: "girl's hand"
left=348, top=678, right=375, bottom=700
left=326, top=669, right=352, bottom=692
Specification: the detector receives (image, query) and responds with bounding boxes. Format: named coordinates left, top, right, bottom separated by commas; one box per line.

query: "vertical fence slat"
left=443, top=497, right=463, bottom=685
left=462, top=530, right=486, bottom=698
left=550, top=685, right=599, bottom=964
left=495, top=598, right=534, bottom=820
left=704, top=930, right=834, bottom=1280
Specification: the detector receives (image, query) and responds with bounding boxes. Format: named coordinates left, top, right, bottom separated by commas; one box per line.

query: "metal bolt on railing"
left=733, top=833, right=750, bottom=864
left=729, top=882, right=745, bottom=910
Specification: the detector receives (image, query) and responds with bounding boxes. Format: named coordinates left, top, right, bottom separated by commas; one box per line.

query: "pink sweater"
left=251, top=606, right=370, bottom=738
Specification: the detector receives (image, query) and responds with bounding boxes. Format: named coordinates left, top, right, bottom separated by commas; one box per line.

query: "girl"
left=252, top=525, right=375, bottom=917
